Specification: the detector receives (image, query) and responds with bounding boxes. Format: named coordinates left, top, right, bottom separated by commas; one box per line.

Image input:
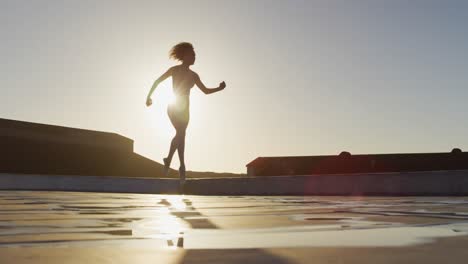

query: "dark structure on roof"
left=0, top=118, right=164, bottom=177
left=246, top=150, right=468, bottom=176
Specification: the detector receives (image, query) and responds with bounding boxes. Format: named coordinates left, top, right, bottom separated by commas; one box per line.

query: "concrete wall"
left=187, top=170, right=468, bottom=196
left=0, top=173, right=179, bottom=194
left=3, top=170, right=468, bottom=195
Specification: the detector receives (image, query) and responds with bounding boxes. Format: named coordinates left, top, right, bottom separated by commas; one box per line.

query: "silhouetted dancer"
left=146, top=42, right=226, bottom=188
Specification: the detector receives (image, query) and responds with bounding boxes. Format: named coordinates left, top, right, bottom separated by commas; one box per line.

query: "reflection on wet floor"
left=1, top=191, right=468, bottom=249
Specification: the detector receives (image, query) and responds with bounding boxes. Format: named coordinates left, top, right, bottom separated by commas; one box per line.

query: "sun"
left=144, top=82, right=203, bottom=139
left=157, top=84, right=176, bottom=106
left=143, top=82, right=176, bottom=136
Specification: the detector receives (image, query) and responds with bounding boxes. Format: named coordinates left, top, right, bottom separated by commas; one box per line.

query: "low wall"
left=187, top=170, right=468, bottom=195
left=0, top=173, right=179, bottom=194
left=2, top=170, right=468, bottom=196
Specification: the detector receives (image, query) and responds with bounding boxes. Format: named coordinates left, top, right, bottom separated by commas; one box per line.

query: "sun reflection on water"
left=133, top=195, right=188, bottom=250
left=166, top=195, right=187, bottom=211
left=162, top=196, right=187, bottom=250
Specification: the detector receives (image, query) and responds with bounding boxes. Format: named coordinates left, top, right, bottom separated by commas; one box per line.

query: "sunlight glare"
left=167, top=195, right=187, bottom=211
left=157, top=83, right=176, bottom=106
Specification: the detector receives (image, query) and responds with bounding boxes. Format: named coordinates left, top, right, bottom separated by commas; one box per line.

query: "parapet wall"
left=188, top=170, right=468, bottom=196
left=2, top=170, right=468, bottom=196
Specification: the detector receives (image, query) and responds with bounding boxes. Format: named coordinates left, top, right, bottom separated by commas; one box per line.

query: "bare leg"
left=177, top=130, right=186, bottom=168
left=166, top=105, right=189, bottom=184
left=177, top=130, right=186, bottom=183
left=166, top=136, right=178, bottom=164
left=163, top=136, right=178, bottom=177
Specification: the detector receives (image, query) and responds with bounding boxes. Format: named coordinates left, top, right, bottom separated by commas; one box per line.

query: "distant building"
left=0, top=118, right=164, bottom=177
left=246, top=150, right=468, bottom=176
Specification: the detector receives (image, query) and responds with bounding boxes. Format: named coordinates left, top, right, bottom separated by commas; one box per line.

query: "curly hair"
left=169, top=42, right=194, bottom=61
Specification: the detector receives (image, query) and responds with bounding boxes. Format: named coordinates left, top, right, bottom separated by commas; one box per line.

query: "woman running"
left=146, top=42, right=226, bottom=184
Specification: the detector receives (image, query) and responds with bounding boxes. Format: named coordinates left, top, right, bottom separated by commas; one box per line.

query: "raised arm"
left=146, top=67, right=173, bottom=105
left=195, top=73, right=226, bottom=95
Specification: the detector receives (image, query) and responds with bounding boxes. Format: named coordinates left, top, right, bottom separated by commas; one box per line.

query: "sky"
left=1, top=0, right=468, bottom=173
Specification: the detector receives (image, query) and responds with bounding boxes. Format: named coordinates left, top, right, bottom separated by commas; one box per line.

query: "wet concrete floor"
left=1, top=191, right=468, bottom=263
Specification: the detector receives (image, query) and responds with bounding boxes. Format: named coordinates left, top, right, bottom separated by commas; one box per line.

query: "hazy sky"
left=2, top=0, right=468, bottom=173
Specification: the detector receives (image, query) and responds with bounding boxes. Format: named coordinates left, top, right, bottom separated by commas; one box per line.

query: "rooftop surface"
left=1, top=191, right=468, bottom=263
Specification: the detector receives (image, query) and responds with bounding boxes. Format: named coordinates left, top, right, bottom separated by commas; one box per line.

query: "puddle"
left=182, top=223, right=468, bottom=249
left=2, top=191, right=468, bottom=250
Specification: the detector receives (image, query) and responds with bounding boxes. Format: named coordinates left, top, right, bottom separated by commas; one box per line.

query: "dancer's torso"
left=172, top=66, right=196, bottom=104
left=167, top=66, right=196, bottom=123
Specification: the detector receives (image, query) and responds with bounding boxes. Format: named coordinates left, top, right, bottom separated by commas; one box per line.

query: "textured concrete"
left=2, top=170, right=468, bottom=195
left=1, top=191, right=468, bottom=263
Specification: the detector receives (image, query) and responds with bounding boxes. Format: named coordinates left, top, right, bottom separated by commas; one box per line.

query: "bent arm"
left=147, top=67, right=173, bottom=99
left=195, top=74, right=225, bottom=95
